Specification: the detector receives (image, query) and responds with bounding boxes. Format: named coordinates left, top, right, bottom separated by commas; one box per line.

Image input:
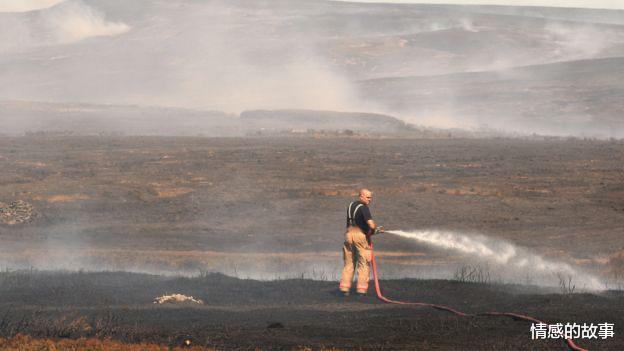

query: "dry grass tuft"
left=0, top=334, right=211, bottom=351
left=0, top=335, right=349, bottom=351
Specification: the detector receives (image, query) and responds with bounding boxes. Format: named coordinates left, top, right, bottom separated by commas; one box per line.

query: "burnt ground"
left=0, top=270, right=623, bottom=350
left=0, top=136, right=623, bottom=276
left=0, top=136, right=623, bottom=349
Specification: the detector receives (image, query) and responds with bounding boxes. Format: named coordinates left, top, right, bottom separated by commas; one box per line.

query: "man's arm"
left=367, top=219, right=377, bottom=236
left=366, top=219, right=377, bottom=235
left=367, top=219, right=385, bottom=236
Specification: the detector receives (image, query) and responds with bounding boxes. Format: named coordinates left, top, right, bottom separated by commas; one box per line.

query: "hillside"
left=1, top=0, right=624, bottom=136
left=358, top=56, right=624, bottom=137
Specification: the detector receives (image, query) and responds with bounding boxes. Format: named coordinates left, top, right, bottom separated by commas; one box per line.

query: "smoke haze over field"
left=0, top=228, right=606, bottom=290
left=1, top=0, right=623, bottom=136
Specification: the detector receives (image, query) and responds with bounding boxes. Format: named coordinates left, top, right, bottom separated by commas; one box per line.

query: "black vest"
left=346, top=201, right=364, bottom=227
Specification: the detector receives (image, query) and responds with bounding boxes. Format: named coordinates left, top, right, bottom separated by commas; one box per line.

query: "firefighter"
left=339, top=188, right=384, bottom=296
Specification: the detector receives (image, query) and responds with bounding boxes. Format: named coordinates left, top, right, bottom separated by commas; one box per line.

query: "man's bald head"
left=359, top=188, right=373, bottom=205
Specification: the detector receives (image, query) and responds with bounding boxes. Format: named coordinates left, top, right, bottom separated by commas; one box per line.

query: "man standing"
left=339, top=188, right=384, bottom=296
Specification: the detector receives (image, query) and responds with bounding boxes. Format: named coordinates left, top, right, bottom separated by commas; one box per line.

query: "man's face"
left=360, top=191, right=372, bottom=205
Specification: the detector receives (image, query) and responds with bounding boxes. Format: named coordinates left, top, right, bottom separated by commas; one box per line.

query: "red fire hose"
left=369, top=242, right=588, bottom=351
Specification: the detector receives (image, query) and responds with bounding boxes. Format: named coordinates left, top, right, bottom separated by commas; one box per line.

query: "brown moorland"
left=0, top=135, right=623, bottom=350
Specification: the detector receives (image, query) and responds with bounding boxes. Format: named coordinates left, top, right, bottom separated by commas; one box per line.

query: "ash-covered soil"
left=0, top=270, right=622, bottom=350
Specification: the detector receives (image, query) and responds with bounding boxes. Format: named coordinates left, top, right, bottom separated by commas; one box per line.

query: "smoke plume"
left=0, top=0, right=65, bottom=12
left=44, top=1, right=130, bottom=43
left=0, top=0, right=129, bottom=54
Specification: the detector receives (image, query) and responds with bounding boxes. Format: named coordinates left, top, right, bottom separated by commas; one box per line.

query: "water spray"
left=384, top=229, right=602, bottom=290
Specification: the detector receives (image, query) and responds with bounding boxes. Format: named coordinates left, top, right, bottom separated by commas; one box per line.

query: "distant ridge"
left=240, top=109, right=411, bottom=133
left=0, top=101, right=424, bottom=137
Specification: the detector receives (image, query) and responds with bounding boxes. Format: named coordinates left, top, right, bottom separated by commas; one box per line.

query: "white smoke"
left=44, top=1, right=130, bottom=43
left=0, top=0, right=65, bottom=12
left=458, top=18, right=478, bottom=32
left=0, top=0, right=129, bottom=53
left=544, top=22, right=617, bottom=59
left=388, top=230, right=603, bottom=290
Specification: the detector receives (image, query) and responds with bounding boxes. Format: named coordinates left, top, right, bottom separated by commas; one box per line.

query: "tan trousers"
left=339, top=226, right=371, bottom=294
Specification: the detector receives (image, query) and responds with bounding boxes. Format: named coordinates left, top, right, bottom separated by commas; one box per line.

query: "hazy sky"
left=334, top=0, right=624, bottom=10
left=3, top=0, right=624, bottom=13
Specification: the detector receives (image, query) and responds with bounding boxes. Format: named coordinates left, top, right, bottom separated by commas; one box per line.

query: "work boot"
left=356, top=291, right=366, bottom=297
